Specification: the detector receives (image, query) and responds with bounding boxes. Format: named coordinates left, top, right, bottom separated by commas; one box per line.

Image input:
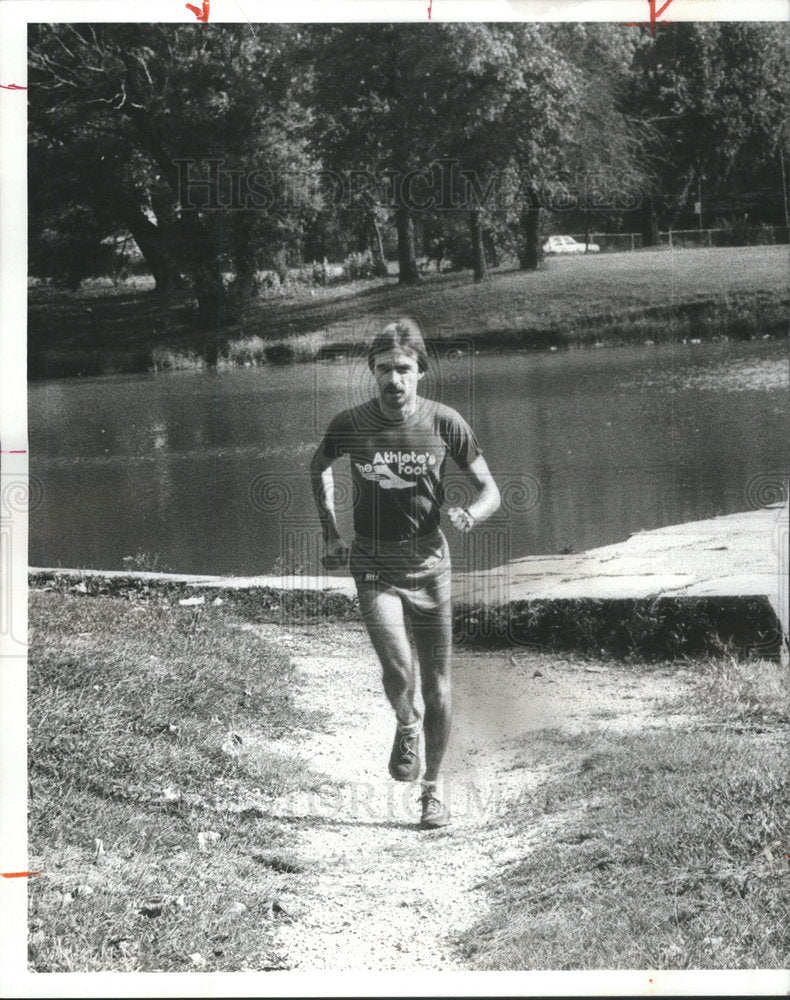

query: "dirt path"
left=248, top=621, right=689, bottom=971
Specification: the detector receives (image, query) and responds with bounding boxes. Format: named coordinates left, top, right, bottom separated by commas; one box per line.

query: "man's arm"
left=447, top=454, right=500, bottom=533
left=309, top=446, right=349, bottom=565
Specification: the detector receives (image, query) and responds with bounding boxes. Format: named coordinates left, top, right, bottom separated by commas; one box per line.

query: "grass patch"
left=28, top=570, right=360, bottom=625
left=28, top=588, right=328, bottom=972
left=459, top=658, right=790, bottom=970
left=31, top=570, right=782, bottom=661
left=28, top=246, right=789, bottom=379
left=454, top=595, right=784, bottom=660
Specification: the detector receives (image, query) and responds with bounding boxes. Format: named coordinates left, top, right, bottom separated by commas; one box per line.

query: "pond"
left=29, top=339, right=788, bottom=576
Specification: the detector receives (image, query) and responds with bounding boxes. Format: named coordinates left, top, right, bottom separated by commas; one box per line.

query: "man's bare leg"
left=406, top=601, right=453, bottom=783
left=356, top=586, right=420, bottom=728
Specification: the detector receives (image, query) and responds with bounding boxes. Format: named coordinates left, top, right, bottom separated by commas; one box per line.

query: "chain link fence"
left=567, top=225, right=789, bottom=253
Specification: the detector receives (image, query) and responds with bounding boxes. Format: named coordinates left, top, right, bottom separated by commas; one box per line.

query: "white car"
left=543, top=235, right=600, bottom=255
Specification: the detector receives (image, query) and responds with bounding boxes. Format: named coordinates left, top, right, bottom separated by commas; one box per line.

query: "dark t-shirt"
left=318, top=396, right=482, bottom=541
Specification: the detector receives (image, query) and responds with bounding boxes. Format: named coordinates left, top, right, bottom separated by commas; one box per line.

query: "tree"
left=303, top=25, right=433, bottom=284
left=306, top=24, right=588, bottom=282
left=28, top=24, right=319, bottom=329
left=539, top=25, right=654, bottom=248
left=626, top=23, right=790, bottom=234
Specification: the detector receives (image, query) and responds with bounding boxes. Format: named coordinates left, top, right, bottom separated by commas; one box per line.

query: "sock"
left=421, top=779, right=438, bottom=796
left=398, top=715, right=422, bottom=733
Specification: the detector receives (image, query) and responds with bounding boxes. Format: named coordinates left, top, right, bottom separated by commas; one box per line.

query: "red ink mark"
left=2, top=871, right=41, bottom=878
left=185, top=0, right=210, bottom=22
left=0, top=84, right=28, bottom=90
left=428, top=0, right=433, bottom=18
left=623, top=0, right=675, bottom=35
left=0, top=450, right=28, bottom=454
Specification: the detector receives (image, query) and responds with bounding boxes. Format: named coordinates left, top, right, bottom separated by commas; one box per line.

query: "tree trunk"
left=395, top=206, right=419, bottom=284
left=225, top=266, right=257, bottom=323
left=125, top=107, right=228, bottom=332
left=639, top=196, right=660, bottom=247
left=224, top=218, right=259, bottom=324
left=469, top=208, right=488, bottom=282
left=369, top=212, right=389, bottom=277
left=116, top=196, right=185, bottom=293
left=192, top=264, right=225, bottom=351
left=518, top=198, right=541, bottom=271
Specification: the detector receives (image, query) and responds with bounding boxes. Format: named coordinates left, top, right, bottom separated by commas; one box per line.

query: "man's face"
left=372, top=348, right=424, bottom=414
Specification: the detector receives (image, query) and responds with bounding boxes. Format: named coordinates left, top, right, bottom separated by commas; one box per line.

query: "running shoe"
left=388, top=724, right=421, bottom=782
left=419, top=790, right=450, bottom=829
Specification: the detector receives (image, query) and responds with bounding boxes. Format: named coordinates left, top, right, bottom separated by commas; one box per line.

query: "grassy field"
left=27, top=587, right=328, bottom=972
left=29, top=245, right=789, bottom=378
left=28, top=579, right=790, bottom=971
left=459, top=656, right=790, bottom=970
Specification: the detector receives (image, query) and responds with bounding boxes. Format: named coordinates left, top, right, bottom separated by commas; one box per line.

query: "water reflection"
left=29, top=340, right=789, bottom=575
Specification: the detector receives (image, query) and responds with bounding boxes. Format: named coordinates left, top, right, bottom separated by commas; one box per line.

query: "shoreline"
left=29, top=506, right=789, bottom=661
left=28, top=245, right=789, bottom=379
left=29, top=294, right=788, bottom=380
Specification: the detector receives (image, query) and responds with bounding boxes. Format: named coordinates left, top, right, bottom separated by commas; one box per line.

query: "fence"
left=569, top=232, right=642, bottom=252
left=568, top=226, right=789, bottom=253
left=660, top=226, right=789, bottom=249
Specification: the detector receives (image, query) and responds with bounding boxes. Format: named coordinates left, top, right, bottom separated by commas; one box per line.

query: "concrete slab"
left=671, top=575, right=779, bottom=598
left=30, top=502, right=789, bottom=657
left=454, top=503, right=788, bottom=658
left=28, top=566, right=358, bottom=600
left=459, top=503, right=787, bottom=599
left=536, top=575, right=699, bottom=601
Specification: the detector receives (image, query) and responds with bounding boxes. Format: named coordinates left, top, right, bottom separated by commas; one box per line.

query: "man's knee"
left=422, top=669, right=451, bottom=710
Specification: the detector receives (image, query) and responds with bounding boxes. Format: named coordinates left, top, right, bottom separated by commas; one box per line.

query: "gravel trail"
left=249, top=621, right=685, bottom=971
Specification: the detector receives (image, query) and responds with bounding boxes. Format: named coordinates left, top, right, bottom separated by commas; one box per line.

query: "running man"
left=310, top=318, right=500, bottom=829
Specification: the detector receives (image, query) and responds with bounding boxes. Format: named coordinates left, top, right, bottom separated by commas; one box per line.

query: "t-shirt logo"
left=354, top=450, right=438, bottom=491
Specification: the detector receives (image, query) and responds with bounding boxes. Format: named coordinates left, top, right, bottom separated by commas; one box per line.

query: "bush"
left=29, top=208, right=124, bottom=291
left=711, top=219, right=788, bottom=248
left=342, top=250, right=378, bottom=281
left=150, top=346, right=206, bottom=373
left=257, top=270, right=282, bottom=295
left=311, top=259, right=331, bottom=285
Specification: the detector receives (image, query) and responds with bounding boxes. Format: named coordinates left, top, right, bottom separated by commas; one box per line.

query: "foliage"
left=342, top=249, right=379, bottom=281
left=27, top=24, right=790, bottom=327
left=28, top=25, right=320, bottom=322
left=29, top=207, right=123, bottom=290
left=626, top=23, right=790, bottom=229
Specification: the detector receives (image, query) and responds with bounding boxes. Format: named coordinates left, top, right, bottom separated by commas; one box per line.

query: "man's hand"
left=448, top=507, right=475, bottom=534
left=448, top=456, right=500, bottom=533
left=322, top=537, right=350, bottom=570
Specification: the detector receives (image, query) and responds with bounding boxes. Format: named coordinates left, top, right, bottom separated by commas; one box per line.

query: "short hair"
left=367, top=318, right=429, bottom=373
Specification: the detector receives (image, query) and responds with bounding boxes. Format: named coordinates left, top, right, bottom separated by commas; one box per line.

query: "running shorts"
left=349, top=528, right=451, bottom=615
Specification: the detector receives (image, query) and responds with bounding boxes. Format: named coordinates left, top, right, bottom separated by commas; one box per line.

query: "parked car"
left=543, top=235, right=600, bottom=255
